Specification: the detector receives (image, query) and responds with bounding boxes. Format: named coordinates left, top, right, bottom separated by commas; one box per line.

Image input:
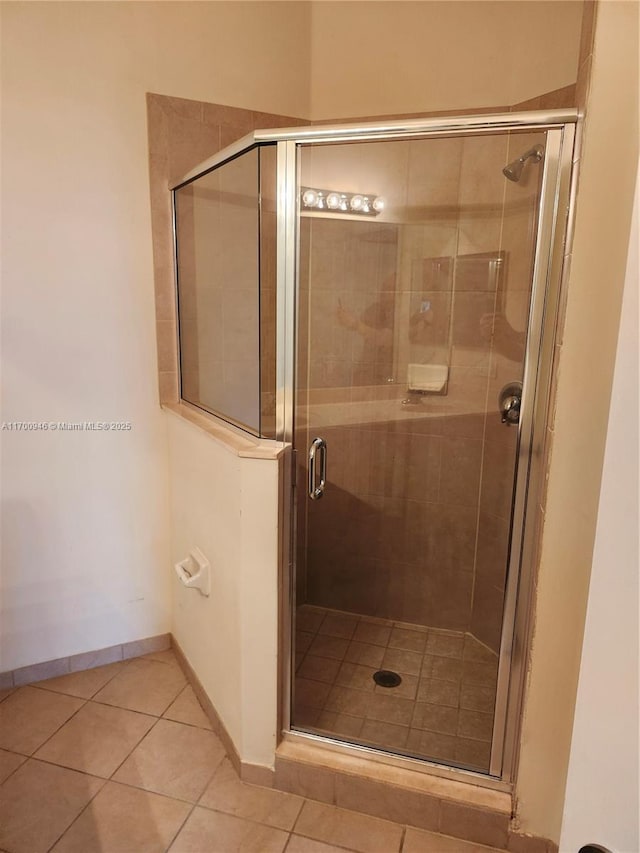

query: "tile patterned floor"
left=0, top=647, right=503, bottom=853
left=294, top=606, right=499, bottom=773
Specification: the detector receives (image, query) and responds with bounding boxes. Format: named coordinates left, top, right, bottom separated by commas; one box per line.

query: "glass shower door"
left=291, top=129, right=547, bottom=774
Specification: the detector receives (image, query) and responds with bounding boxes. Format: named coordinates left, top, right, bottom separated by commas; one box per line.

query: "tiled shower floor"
left=294, top=605, right=499, bottom=773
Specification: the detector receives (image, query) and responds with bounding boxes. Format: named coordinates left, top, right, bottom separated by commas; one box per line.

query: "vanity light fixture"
left=300, top=187, right=385, bottom=217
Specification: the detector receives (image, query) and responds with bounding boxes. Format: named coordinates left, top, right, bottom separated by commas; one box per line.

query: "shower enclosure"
left=172, top=111, right=576, bottom=783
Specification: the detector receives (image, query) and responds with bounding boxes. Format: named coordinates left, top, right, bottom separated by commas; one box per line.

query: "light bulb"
left=350, top=194, right=364, bottom=211
left=372, top=197, right=385, bottom=212
left=302, top=189, right=318, bottom=207
left=326, top=192, right=341, bottom=210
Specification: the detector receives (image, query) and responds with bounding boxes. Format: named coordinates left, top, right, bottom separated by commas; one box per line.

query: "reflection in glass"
left=174, top=146, right=276, bottom=438
left=292, top=131, right=546, bottom=773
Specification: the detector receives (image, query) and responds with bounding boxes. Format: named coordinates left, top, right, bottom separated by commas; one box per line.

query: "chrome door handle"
left=308, top=437, right=327, bottom=500
left=499, top=382, right=522, bottom=426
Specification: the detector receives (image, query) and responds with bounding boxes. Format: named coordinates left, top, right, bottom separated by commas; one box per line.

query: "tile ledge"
left=276, top=738, right=512, bottom=815
left=163, top=403, right=287, bottom=460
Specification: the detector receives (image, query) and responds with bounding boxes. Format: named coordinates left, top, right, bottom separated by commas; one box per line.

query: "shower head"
left=502, top=144, right=545, bottom=182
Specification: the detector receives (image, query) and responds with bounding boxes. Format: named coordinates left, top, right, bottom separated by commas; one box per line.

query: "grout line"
left=399, top=824, right=407, bottom=852
left=0, top=750, right=27, bottom=788
left=44, top=774, right=107, bottom=853
left=107, top=714, right=166, bottom=781
left=26, top=689, right=90, bottom=757
left=164, top=800, right=198, bottom=853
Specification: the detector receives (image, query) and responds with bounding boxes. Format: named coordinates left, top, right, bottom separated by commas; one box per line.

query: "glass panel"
left=174, top=145, right=276, bottom=437
left=292, top=130, right=546, bottom=773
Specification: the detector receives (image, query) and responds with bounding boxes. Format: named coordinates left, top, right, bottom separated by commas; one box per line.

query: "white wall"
left=0, top=1, right=310, bottom=671
left=515, top=0, right=640, bottom=840
left=166, top=413, right=281, bottom=769
left=309, top=1, right=582, bottom=119
left=559, top=169, right=639, bottom=853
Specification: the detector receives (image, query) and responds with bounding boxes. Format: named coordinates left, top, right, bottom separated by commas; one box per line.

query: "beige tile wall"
left=146, top=93, right=305, bottom=407
left=299, top=132, right=543, bottom=645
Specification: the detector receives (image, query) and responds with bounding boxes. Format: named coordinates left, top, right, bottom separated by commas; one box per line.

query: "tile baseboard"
left=0, top=633, right=171, bottom=689
left=170, top=637, right=275, bottom=789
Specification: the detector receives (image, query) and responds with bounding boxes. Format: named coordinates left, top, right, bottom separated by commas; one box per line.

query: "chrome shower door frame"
left=271, top=110, right=577, bottom=787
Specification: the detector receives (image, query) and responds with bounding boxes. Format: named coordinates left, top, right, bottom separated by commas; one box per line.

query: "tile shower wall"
left=299, top=133, right=540, bottom=649
left=147, top=93, right=304, bottom=407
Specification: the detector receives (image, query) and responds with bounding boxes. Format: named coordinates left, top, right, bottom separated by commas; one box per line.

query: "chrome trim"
left=276, top=140, right=298, bottom=741
left=172, top=133, right=257, bottom=189
left=253, top=109, right=578, bottom=143
left=170, top=190, right=182, bottom=401
left=499, top=122, right=576, bottom=781
left=284, top=730, right=512, bottom=794
left=308, top=437, right=327, bottom=500
left=489, top=126, right=565, bottom=777
left=275, top=141, right=297, bottom=444
left=171, top=110, right=578, bottom=189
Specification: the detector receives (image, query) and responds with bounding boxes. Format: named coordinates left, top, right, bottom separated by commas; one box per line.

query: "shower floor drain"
left=372, top=670, right=402, bottom=688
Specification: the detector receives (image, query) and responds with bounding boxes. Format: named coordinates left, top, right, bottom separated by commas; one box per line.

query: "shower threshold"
left=293, top=605, right=498, bottom=774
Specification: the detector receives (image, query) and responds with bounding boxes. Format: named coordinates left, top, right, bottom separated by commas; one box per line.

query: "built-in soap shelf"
left=174, top=547, right=210, bottom=596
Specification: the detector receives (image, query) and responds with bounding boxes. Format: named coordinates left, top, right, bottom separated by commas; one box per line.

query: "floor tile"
left=412, top=702, right=459, bottom=735
left=456, top=737, right=491, bottom=770
left=360, top=719, right=409, bottom=749
left=316, top=711, right=364, bottom=738
left=318, top=613, right=358, bottom=640
left=458, top=709, right=493, bottom=741
left=417, top=677, right=461, bottom=708
left=93, top=657, right=186, bottom=715
left=297, top=606, right=326, bottom=634
left=199, top=756, right=303, bottom=829
left=352, top=622, right=391, bottom=647
left=295, top=705, right=322, bottom=727
left=335, top=662, right=376, bottom=692
left=298, top=655, right=342, bottom=684
left=35, top=700, right=155, bottom=777
left=163, top=685, right=212, bottom=729
left=422, top=655, right=463, bottom=683
left=461, top=659, right=497, bottom=687
left=460, top=682, right=495, bottom=713
left=381, top=647, right=423, bottom=676
left=142, top=649, right=181, bottom=665
left=294, top=800, right=403, bottom=853
left=0, top=759, right=103, bottom=853
left=404, top=826, right=500, bottom=852
left=114, top=718, right=225, bottom=802
left=324, top=686, right=371, bottom=717
left=0, top=687, right=16, bottom=703
left=37, top=662, right=126, bottom=699
left=288, top=836, right=357, bottom=853
left=366, top=693, right=414, bottom=726
left=463, top=635, right=499, bottom=665
left=406, top=729, right=458, bottom=762
left=296, top=631, right=315, bottom=656
left=308, top=635, right=350, bottom=661
left=344, top=642, right=385, bottom=669
left=374, top=673, right=417, bottom=700
left=0, top=749, right=26, bottom=784
left=295, top=678, right=332, bottom=709
left=426, top=632, right=465, bottom=659
left=0, top=687, right=83, bottom=755
left=388, top=627, right=427, bottom=653
left=52, top=780, right=190, bottom=853
left=169, top=805, right=288, bottom=852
